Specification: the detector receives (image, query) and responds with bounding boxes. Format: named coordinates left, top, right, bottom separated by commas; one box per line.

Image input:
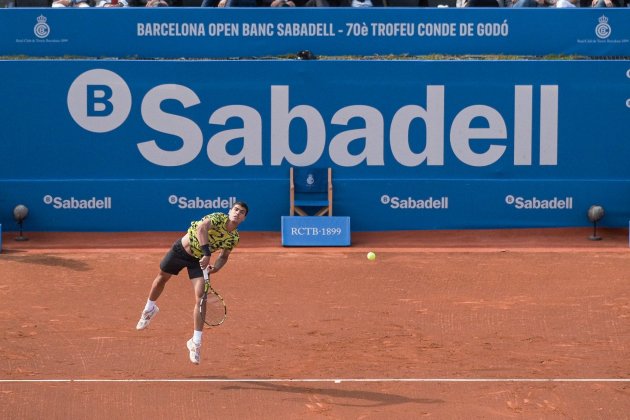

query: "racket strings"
left=202, top=285, right=227, bottom=326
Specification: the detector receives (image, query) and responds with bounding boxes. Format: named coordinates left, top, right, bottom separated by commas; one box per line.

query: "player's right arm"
left=196, top=217, right=214, bottom=269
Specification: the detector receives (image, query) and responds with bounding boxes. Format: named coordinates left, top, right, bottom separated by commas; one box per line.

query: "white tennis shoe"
left=136, top=305, right=159, bottom=330
left=187, top=339, right=201, bottom=364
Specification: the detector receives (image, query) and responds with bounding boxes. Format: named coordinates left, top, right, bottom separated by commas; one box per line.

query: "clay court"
left=1, top=228, right=629, bottom=419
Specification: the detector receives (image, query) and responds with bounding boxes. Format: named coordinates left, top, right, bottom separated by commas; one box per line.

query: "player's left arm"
left=208, top=248, right=231, bottom=274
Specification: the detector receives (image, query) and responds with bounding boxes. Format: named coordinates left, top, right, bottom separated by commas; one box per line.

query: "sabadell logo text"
left=43, top=195, right=112, bottom=210
left=67, top=69, right=559, bottom=169
left=505, top=195, right=573, bottom=210
left=169, top=195, right=237, bottom=209
left=381, top=195, right=448, bottom=210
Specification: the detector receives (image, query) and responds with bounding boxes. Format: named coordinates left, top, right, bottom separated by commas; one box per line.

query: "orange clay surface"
left=1, top=228, right=629, bottom=419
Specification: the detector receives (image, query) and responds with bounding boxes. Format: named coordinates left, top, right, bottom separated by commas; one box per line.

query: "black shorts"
left=160, top=239, right=203, bottom=279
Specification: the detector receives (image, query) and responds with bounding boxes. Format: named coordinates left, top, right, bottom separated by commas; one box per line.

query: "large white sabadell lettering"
left=88, top=82, right=558, bottom=168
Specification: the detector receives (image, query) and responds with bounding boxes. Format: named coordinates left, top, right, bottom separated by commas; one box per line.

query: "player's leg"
left=148, top=271, right=172, bottom=301
left=192, top=276, right=206, bottom=331
left=136, top=240, right=185, bottom=330
left=187, top=275, right=205, bottom=364
left=136, top=272, right=173, bottom=330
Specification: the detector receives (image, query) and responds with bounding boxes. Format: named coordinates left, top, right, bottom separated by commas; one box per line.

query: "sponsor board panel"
left=333, top=179, right=630, bottom=231
left=0, top=60, right=629, bottom=180
left=0, top=9, right=628, bottom=58
left=1, top=179, right=629, bottom=232
left=0, top=180, right=285, bottom=232
left=0, top=59, right=629, bottom=232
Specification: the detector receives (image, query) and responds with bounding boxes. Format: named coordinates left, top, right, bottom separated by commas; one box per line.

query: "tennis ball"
left=367, top=251, right=376, bottom=261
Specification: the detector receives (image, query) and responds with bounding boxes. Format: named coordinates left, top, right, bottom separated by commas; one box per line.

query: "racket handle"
left=200, top=268, right=209, bottom=316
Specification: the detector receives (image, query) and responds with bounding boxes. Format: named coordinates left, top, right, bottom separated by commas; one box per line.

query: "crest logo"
left=595, top=15, right=611, bottom=40
left=306, top=174, right=315, bottom=185
left=34, top=15, right=50, bottom=39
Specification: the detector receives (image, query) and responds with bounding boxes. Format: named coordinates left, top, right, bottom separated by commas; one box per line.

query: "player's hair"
left=234, top=201, right=249, bottom=215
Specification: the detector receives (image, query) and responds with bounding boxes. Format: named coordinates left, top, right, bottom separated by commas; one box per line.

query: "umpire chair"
left=289, top=167, right=333, bottom=217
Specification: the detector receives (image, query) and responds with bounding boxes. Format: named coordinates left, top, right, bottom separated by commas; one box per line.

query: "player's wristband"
left=201, top=244, right=211, bottom=257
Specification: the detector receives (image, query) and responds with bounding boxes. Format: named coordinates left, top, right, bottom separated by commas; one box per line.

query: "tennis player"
left=136, top=201, right=249, bottom=364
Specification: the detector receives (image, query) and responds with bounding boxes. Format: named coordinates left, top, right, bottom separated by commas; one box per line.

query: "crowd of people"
left=50, top=0, right=627, bottom=7
left=459, top=0, right=625, bottom=6
left=51, top=0, right=169, bottom=6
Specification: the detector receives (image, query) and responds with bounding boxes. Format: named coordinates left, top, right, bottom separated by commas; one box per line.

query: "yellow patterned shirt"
left=187, top=212, right=240, bottom=258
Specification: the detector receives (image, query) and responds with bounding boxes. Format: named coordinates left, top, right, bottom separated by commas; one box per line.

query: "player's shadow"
left=0, top=254, right=91, bottom=271
left=221, top=381, right=444, bottom=408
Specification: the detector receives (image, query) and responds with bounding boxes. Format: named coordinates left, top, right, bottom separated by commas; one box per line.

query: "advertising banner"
left=0, top=60, right=629, bottom=231
left=0, top=8, right=629, bottom=58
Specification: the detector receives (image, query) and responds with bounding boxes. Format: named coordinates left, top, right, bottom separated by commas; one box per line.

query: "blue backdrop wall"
left=1, top=9, right=629, bottom=232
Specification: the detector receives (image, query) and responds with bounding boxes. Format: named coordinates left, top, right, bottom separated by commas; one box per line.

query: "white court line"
left=1, top=378, right=629, bottom=383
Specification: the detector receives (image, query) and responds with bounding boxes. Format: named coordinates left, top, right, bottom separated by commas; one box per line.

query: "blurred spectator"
left=555, top=0, right=576, bottom=5
left=387, top=0, right=428, bottom=5
left=129, top=0, right=170, bottom=5
left=303, top=0, right=351, bottom=4
left=214, top=0, right=256, bottom=5
left=97, top=0, right=128, bottom=5
left=458, top=0, right=500, bottom=5
left=52, top=0, right=91, bottom=6
left=303, top=0, right=385, bottom=5
left=591, top=0, right=621, bottom=6
left=510, top=0, right=550, bottom=6
left=270, top=0, right=296, bottom=5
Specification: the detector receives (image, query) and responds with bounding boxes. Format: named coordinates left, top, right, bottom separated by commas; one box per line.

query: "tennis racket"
left=200, top=267, right=227, bottom=327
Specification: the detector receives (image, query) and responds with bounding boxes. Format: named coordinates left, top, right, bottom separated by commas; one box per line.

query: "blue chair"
left=290, top=167, right=333, bottom=217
